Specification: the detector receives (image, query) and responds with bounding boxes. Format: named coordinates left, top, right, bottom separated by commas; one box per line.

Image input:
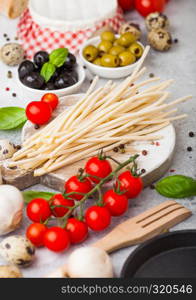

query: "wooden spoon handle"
left=92, top=227, right=137, bottom=253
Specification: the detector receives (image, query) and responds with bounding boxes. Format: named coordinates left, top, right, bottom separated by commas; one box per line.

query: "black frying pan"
left=121, top=230, right=196, bottom=278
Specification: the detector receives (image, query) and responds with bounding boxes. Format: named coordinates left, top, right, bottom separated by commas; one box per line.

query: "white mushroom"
left=0, top=139, right=17, bottom=161
left=0, top=265, right=23, bottom=278
left=0, top=185, right=24, bottom=236
left=67, top=247, right=114, bottom=278
left=0, top=236, right=35, bottom=267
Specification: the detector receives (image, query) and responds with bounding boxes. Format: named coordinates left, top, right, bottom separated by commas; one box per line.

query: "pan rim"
left=120, top=229, right=196, bottom=278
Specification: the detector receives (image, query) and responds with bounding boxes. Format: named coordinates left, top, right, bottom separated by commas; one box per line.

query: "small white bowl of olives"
left=80, top=31, right=145, bottom=79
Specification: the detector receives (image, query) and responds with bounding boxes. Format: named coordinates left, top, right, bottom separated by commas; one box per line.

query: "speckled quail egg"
left=145, top=12, right=169, bottom=31
left=0, top=140, right=17, bottom=161
left=0, top=265, right=23, bottom=278
left=119, top=22, right=141, bottom=41
left=148, top=28, right=172, bottom=51
left=0, top=236, right=35, bottom=267
left=0, top=43, right=24, bottom=66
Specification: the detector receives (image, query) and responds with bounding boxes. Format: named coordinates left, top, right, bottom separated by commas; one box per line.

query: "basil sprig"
left=40, top=48, right=68, bottom=82
left=40, top=62, right=56, bottom=83
left=0, top=107, right=27, bottom=130
left=23, top=190, right=56, bottom=204
left=156, top=175, right=196, bottom=199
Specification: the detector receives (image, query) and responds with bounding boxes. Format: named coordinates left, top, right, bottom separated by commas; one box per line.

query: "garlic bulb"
left=0, top=185, right=24, bottom=236
left=0, top=236, right=35, bottom=267
left=67, top=247, right=114, bottom=278
left=0, top=265, right=23, bottom=278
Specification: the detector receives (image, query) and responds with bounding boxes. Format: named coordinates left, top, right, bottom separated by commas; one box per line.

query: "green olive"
left=109, top=45, right=125, bottom=56
left=83, top=45, right=99, bottom=62
left=129, top=42, right=144, bottom=58
left=101, top=54, right=120, bottom=68
left=118, top=32, right=137, bottom=47
left=101, top=31, right=115, bottom=43
left=93, top=57, right=102, bottom=66
left=113, top=38, right=121, bottom=46
left=119, top=51, right=136, bottom=66
left=98, top=41, right=113, bottom=54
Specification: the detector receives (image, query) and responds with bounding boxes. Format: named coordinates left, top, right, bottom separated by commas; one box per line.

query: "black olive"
left=63, top=53, right=77, bottom=70
left=18, top=60, right=35, bottom=79
left=34, top=51, right=49, bottom=68
left=44, top=82, right=56, bottom=90
left=22, top=72, right=45, bottom=89
left=54, top=74, right=76, bottom=89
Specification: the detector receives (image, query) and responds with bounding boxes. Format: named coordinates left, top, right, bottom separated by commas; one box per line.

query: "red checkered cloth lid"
left=17, top=8, right=124, bottom=58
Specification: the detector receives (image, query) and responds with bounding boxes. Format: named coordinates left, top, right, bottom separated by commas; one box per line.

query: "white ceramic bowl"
left=17, top=64, right=86, bottom=102
left=79, top=36, right=145, bottom=79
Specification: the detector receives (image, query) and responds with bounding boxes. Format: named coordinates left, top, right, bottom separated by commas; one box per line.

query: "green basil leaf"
left=156, top=175, right=196, bottom=199
left=23, top=190, right=56, bottom=204
left=40, top=62, right=56, bottom=82
left=0, top=107, right=27, bottom=130
left=49, top=48, right=68, bottom=68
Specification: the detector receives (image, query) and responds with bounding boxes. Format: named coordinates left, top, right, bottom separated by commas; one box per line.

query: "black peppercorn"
left=187, top=147, right=193, bottom=152
left=189, top=132, right=195, bottom=138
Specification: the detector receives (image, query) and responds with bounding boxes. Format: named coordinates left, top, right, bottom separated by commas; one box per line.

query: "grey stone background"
left=0, top=0, right=195, bottom=277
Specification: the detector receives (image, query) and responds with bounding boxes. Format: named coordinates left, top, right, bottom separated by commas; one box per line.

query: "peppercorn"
left=119, top=144, right=125, bottom=150
left=174, top=38, right=178, bottom=43
left=7, top=71, right=13, bottom=78
left=3, top=33, right=7, bottom=38
left=141, top=169, right=146, bottom=174
left=12, top=93, right=17, bottom=97
left=187, top=147, right=193, bottom=152
left=189, top=132, right=195, bottom=138
left=113, top=147, right=119, bottom=153
left=142, top=150, right=148, bottom=156
left=34, top=124, right=40, bottom=130
left=149, top=73, right=154, bottom=78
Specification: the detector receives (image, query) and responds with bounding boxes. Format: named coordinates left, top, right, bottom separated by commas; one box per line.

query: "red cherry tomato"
left=118, top=0, right=134, bottom=11
left=65, top=176, right=92, bottom=201
left=41, top=93, right=59, bottom=111
left=26, top=223, right=47, bottom=247
left=135, top=0, right=165, bottom=17
left=117, top=171, right=143, bottom=199
left=50, top=194, right=75, bottom=218
left=26, top=101, right=52, bottom=125
left=66, top=218, right=88, bottom=244
left=103, top=189, right=128, bottom=217
left=85, top=157, right=112, bottom=183
left=44, top=227, right=70, bottom=252
left=85, top=206, right=111, bottom=231
left=26, top=198, right=52, bottom=223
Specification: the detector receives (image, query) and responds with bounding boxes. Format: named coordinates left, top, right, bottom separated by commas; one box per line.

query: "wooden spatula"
left=46, top=200, right=191, bottom=277
left=93, top=200, right=192, bottom=253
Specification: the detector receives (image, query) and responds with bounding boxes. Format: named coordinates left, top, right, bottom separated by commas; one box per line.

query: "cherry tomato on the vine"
left=44, top=227, right=70, bottom=252
left=26, top=223, right=47, bottom=247
left=50, top=194, right=75, bottom=218
left=85, top=157, right=112, bottom=183
left=118, top=0, right=134, bottom=11
left=135, top=0, right=165, bottom=17
left=116, top=171, right=143, bottom=199
left=66, top=218, right=88, bottom=244
left=26, top=198, right=52, bottom=223
left=103, top=189, right=128, bottom=217
left=41, top=93, right=59, bottom=111
left=85, top=206, right=111, bottom=231
left=65, top=176, right=92, bottom=201
left=26, top=101, right=52, bottom=125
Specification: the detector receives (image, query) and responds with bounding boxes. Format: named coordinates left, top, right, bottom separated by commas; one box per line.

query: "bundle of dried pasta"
left=9, top=46, right=192, bottom=176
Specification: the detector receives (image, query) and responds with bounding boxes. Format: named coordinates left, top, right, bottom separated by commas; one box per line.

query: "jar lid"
left=29, top=0, right=117, bottom=31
